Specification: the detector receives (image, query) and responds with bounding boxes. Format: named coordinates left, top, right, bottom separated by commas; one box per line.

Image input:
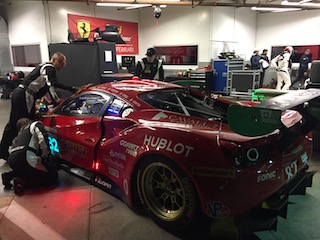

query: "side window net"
left=58, top=94, right=110, bottom=116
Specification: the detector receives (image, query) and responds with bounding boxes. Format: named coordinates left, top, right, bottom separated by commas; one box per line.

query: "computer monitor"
left=121, top=56, right=136, bottom=68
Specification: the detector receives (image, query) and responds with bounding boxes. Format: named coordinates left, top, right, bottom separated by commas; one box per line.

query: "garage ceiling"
left=5, top=0, right=320, bottom=11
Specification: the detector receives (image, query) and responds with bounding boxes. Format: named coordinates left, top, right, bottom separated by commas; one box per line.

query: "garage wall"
left=139, top=6, right=211, bottom=68
left=210, top=7, right=257, bottom=61
left=5, top=1, right=140, bottom=70
left=139, top=6, right=257, bottom=67
left=0, top=16, right=12, bottom=74
left=256, top=10, right=320, bottom=53
left=6, top=1, right=48, bottom=70
left=7, top=2, right=256, bottom=70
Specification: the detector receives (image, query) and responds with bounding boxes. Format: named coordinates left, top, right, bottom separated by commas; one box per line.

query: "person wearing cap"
left=271, top=46, right=294, bottom=90
left=134, top=47, right=164, bottom=81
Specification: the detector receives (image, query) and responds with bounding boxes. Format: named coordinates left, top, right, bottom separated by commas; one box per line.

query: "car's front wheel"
left=136, top=155, right=201, bottom=232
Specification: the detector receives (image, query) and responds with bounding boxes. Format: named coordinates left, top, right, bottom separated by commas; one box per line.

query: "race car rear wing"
left=228, top=88, right=320, bottom=137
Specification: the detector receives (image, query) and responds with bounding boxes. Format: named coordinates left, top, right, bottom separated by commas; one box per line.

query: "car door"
left=46, top=92, right=111, bottom=170
left=95, top=97, right=137, bottom=184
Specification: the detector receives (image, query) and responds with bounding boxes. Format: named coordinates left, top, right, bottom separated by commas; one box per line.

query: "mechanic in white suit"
left=271, top=46, right=294, bottom=90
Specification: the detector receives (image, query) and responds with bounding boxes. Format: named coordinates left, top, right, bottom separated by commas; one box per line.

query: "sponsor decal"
left=121, top=36, right=132, bottom=42
left=120, top=140, right=139, bottom=157
left=285, top=160, right=298, bottom=181
left=143, top=135, right=194, bottom=157
left=192, top=167, right=236, bottom=179
left=257, top=171, right=277, bottom=182
left=207, top=201, right=231, bottom=218
left=109, top=149, right=126, bottom=161
left=300, top=152, right=308, bottom=164
left=108, top=167, right=119, bottom=178
left=151, top=112, right=219, bottom=128
left=65, top=140, right=87, bottom=158
left=102, top=155, right=124, bottom=169
left=152, top=112, right=169, bottom=121
left=48, top=136, right=60, bottom=155
left=95, top=176, right=112, bottom=189
left=260, top=109, right=278, bottom=124
left=123, top=179, right=129, bottom=195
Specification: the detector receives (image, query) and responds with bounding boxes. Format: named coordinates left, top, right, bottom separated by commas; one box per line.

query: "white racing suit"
left=271, top=52, right=291, bottom=90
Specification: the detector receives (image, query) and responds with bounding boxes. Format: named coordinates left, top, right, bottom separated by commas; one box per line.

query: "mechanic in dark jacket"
left=250, top=50, right=262, bottom=70
left=260, top=49, right=270, bottom=88
left=292, top=48, right=311, bottom=86
left=134, top=48, right=164, bottom=80
left=1, top=118, right=58, bottom=195
left=0, top=52, right=76, bottom=160
left=250, top=50, right=264, bottom=88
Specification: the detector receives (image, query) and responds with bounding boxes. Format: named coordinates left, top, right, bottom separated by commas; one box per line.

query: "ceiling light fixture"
left=281, top=0, right=320, bottom=6
left=251, top=6, right=302, bottom=12
left=96, top=3, right=151, bottom=8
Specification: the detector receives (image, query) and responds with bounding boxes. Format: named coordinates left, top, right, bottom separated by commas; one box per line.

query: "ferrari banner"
left=68, top=14, right=139, bottom=55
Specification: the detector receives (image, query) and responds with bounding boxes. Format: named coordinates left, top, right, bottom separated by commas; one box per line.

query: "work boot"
left=13, top=177, right=25, bottom=196
left=1, top=172, right=13, bottom=189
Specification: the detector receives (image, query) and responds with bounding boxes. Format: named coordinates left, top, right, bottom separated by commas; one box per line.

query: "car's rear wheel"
left=137, top=155, right=201, bottom=232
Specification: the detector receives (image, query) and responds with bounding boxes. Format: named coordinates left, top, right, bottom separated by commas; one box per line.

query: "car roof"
left=92, top=79, right=182, bottom=93
left=86, top=79, right=184, bottom=109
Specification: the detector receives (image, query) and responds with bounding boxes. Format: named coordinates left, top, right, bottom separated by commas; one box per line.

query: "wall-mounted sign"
left=154, top=45, right=198, bottom=65
left=68, top=14, right=139, bottom=55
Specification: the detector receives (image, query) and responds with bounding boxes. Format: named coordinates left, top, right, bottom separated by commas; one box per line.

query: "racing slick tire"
left=136, top=155, right=203, bottom=233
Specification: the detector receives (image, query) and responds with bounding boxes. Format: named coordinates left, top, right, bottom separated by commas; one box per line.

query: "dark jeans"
left=0, top=87, right=36, bottom=159
left=8, top=150, right=58, bottom=188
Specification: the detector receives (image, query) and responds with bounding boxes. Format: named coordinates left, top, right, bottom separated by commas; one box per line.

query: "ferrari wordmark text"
left=143, top=135, right=194, bottom=157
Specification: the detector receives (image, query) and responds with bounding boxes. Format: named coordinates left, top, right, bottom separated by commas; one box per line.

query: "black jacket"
left=23, top=63, right=74, bottom=100
left=134, top=58, right=164, bottom=80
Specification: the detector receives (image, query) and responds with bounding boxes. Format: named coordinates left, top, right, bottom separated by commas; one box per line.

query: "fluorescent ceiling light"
left=281, top=0, right=320, bottom=6
left=251, top=6, right=302, bottom=11
left=96, top=3, right=151, bottom=7
left=125, top=4, right=152, bottom=9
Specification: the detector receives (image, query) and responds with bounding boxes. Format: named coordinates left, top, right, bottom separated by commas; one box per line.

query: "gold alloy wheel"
left=141, top=162, right=187, bottom=221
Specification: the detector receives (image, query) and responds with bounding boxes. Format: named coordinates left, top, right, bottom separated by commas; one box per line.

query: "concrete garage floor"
left=0, top=98, right=320, bottom=240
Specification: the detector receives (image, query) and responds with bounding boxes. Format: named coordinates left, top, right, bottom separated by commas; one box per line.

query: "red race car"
left=41, top=80, right=319, bottom=236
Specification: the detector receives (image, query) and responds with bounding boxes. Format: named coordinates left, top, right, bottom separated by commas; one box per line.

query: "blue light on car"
left=107, top=107, right=120, bottom=114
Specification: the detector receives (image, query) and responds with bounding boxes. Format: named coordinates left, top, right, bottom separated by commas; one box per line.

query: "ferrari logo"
left=77, top=21, right=90, bottom=38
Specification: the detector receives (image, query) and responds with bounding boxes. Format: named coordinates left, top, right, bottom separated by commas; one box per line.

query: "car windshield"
left=139, top=89, right=227, bottom=122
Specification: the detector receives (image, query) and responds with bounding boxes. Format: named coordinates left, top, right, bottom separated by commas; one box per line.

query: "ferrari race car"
left=40, top=80, right=319, bottom=237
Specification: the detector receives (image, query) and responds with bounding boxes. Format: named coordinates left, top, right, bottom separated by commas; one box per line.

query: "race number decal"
left=285, top=160, right=297, bottom=181
left=48, top=136, right=60, bottom=155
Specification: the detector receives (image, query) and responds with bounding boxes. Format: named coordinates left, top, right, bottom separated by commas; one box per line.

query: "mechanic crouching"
left=1, top=118, right=58, bottom=195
